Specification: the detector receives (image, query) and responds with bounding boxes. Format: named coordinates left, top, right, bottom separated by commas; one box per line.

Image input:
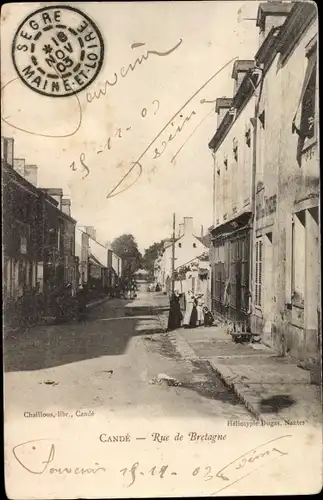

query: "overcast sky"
left=2, top=1, right=260, bottom=251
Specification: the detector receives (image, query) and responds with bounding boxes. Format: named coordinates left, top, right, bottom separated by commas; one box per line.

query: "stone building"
left=41, top=188, right=78, bottom=296
left=207, top=1, right=319, bottom=361
left=208, top=60, right=260, bottom=325
left=251, top=1, right=319, bottom=360
left=2, top=136, right=78, bottom=309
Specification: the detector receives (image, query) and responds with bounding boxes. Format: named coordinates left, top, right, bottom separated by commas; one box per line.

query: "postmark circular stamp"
left=12, top=5, right=104, bottom=97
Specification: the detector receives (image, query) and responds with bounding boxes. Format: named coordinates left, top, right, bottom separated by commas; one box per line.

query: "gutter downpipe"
left=212, top=149, right=216, bottom=227
left=211, top=148, right=216, bottom=312
left=250, top=72, right=263, bottom=330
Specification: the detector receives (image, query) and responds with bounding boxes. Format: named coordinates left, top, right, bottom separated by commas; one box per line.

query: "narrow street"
left=4, top=287, right=251, bottom=420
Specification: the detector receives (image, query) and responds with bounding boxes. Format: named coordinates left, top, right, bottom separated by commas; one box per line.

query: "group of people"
left=120, top=280, right=138, bottom=299
left=167, top=289, right=214, bottom=332
left=147, top=283, right=161, bottom=292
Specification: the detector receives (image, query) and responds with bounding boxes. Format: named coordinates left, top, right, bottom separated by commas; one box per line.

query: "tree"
left=111, top=234, right=142, bottom=277
left=142, top=240, right=164, bottom=278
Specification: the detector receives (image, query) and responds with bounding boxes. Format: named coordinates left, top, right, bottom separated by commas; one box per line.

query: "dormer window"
left=292, top=38, right=317, bottom=149
left=233, top=138, right=238, bottom=161
left=258, top=110, right=265, bottom=128
left=245, top=127, right=251, bottom=147
left=223, top=153, right=228, bottom=169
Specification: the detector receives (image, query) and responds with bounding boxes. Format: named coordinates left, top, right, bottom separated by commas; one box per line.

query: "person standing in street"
left=196, top=293, right=205, bottom=326
left=167, top=289, right=182, bottom=331
left=182, top=289, right=198, bottom=328
left=76, top=284, right=87, bottom=321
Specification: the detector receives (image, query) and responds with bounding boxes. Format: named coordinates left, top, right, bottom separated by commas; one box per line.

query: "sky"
left=1, top=1, right=260, bottom=252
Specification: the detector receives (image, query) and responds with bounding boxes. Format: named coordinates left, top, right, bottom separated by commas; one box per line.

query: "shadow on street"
left=4, top=297, right=165, bottom=372
left=259, top=394, right=296, bottom=413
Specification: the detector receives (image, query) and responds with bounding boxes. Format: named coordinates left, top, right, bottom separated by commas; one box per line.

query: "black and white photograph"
left=1, top=1, right=321, bottom=498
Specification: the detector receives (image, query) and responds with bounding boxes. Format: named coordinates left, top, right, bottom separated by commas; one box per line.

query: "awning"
left=292, top=46, right=316, bottom=135
left=210, top=211, right=252, bottom=240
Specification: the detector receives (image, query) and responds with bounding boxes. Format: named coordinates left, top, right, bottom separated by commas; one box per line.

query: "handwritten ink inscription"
left=69, top=55, right=238, bottom=199
left=11, top=435, right=292, bottom=493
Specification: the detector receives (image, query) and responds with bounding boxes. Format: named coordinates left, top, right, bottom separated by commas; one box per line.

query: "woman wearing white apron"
left=183, top=289, right=197, bottom=328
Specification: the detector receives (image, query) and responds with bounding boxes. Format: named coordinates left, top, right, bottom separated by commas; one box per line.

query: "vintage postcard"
left=1, top=1, right=322, bottom=498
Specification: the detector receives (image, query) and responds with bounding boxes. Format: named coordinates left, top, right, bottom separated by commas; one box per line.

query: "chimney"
left=256, top=2, right=293, bottom=46
left=183, top=217, right=194, bottom=235
left=201, top=225, right=204, bottom=237
left=231, top=60, right=254, bottom=95
left=178, top=223, right=185, bottom=237
left=24, top=165, right=38, bottom=186
left=62, top=198, right=71, bottom=217
left=13, top=158, right=25, bottom=177
left=215, top=98, right=233, bottom=128
left=1, top=137, right=14, bottom=166
left=44, top=188, right=63, bottom=210
left=85, top=226, right=96, bottom=240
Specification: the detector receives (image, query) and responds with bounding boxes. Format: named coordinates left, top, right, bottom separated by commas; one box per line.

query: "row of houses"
left=2, top=136, right=123, bottom=315
left=155, top=2, right=319, bottom=363
left=75, top=225, right=122, bottom=294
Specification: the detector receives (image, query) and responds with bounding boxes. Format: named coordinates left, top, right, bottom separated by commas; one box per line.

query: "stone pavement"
left=156, top=303, right=322, bottom=425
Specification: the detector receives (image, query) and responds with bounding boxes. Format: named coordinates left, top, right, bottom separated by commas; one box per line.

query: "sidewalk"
left=4, top=295, right=111, bottom=338
left=160, top=316, right=322, bottom=424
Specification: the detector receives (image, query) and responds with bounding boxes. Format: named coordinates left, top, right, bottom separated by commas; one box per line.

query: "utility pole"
left=171, top=212, right=176, bottom=294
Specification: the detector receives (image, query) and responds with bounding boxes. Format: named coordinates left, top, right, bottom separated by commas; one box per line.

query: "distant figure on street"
left=76, top=284, right=87, bottom=321
left=196, top=293, right=204, bottom=326
left=130, top=281, right=137, bottom=299
left=167, top=289, right=182, bottom=331
left=32, top=282, right=44, bottom=325
left=183, top=289, right=197, bottom=328
left=203, top=305, right=214, bottom=327
left=53, top=285, right=63, bottom=323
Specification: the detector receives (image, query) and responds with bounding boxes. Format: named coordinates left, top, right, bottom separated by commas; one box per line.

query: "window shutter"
left=259, top=241, right=263, bottom=307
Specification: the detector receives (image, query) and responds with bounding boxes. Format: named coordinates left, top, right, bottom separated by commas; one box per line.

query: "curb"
left=86, top=297, right=110, bottom=309
left=207, top=361, right=265, bottom=421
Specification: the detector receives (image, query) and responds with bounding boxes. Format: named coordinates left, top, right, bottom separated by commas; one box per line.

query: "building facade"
left=2, top=136, right=78, bottom=319
left=3, top=156, right=40, bottom=300
left=157, top=217, right=209, bottom=294
left=209, top=60, right=259, bottom=326
left=41, top=188, right=78, bottom=296
left=75, top=226, right=122, bottom=292
left=251, top=2, right=319, bottom=360
left=207, top=1, right=319, bottom=361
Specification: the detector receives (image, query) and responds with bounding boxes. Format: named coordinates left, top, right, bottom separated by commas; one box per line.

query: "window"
left=193, top=243, right=196, bottom=248
left=178, top=243, right=182, bottom=248
left=223, top=153, right=228, bottom=169
left=292, top=40, right=317, bottom=154
left=292, top=211, right=305, bottom=305
left=255, top=239, right=263, bottom=307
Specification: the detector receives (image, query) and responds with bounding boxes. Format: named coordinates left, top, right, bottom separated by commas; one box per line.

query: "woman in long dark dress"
left=167, top=289, right=182, bottom=331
